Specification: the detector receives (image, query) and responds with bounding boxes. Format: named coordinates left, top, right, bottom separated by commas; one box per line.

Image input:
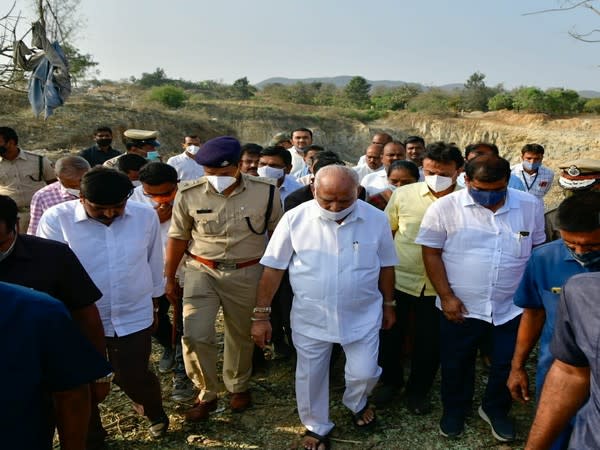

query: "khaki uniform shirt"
left=0, top=150, right=55, bottom=208
left=168, top=174, right=283, bottom=262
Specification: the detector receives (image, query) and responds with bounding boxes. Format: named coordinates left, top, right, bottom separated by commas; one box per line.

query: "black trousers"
left=89, top=327, right=165, bottom=441
left=379, top=289, right=440, bottom=400
left=440, top=314, right=520, bottom=418
left=152, top=295, right=173, bottom=350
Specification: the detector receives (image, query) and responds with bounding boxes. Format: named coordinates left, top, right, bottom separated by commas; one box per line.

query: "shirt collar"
left=0, top=149, right=27, bottom=162
left=74, top=199, right=133, bottom=223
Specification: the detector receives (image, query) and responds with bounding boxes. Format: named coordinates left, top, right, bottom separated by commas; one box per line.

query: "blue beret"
left=194, top=136, right=241, bottom=167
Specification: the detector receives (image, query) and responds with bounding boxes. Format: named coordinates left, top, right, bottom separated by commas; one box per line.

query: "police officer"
left=0, top=127, right=56, bottom=231
left=545, top=158, right=600, bottom=242
left=103, top=129, right=161, bottom=168
left=164, top=136, right=283, bottom=422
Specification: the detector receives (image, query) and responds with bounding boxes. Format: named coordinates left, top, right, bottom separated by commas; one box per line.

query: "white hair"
left=55, top=156, right=91, bottom=178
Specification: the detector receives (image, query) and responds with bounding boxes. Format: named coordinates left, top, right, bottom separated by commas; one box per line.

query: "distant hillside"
left=256, top=76, right=600, bottom=97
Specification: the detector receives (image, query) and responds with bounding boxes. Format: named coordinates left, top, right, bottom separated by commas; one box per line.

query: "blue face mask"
left=523, top=161, right=541, bottom=171
left=146, top=151, right=160, bottom=161
left=469, top=187, right=507, bottom=207
left=567, top=247, right=600, bottom=269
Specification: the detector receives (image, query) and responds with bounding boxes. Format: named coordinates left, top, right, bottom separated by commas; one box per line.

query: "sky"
left=8, top=0, right=600, bottom=90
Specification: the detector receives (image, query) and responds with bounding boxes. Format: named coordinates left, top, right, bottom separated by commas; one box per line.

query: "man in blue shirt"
left=0, top=281, right=111, bottom=450
left=508, top=191, right=600, bottom=449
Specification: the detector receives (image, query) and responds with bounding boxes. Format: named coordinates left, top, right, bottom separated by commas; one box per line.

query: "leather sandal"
left=302, top=430, right=330, bottom=450
left=351, top=404, right=376, bottom=429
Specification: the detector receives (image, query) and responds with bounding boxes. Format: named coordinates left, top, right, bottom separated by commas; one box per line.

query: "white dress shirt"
left=510, top=163, right=554, bottom=198
left=415, top=188, right=545, bottom=325
left=37, top=200, right=165, bottom=337
left=353, top=164, right=384, bottom=183
left=130, top=186, right=171, bottom=250
left=167, top=152, right=205, bottom=181
left=287, top=146, right=307, bottom=178
left=361, top=169, right=389, bottom=196
left=260, top=199, right=398, bottom=344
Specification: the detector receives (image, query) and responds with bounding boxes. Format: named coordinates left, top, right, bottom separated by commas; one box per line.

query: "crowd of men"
left=1, top=124, right=600, bottom=450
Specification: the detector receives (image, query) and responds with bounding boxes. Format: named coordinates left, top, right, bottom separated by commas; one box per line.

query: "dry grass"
left=72, top=310, right=536, bottom=450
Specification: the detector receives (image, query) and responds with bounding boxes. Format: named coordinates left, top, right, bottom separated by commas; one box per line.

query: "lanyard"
left=521, top=170, right=539, bottom=192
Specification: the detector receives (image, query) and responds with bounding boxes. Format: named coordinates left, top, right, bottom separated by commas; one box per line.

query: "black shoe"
left=149, top=413, right=169, bottom=438
left=370, top=384, right=399, bottom=408
left=158, top=347, right=175, bottom=373
left=439, top=413, right=464, bottom=438
left=478, top=406, right=515, bottom=442
left=406, top=395, right=431, bottom=415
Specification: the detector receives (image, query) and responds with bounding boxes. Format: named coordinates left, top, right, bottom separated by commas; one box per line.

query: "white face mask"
left=257, top=166, right=285, bottom=180
left=425, top=174, right=454, bottom=193
left=65, top=188, right=80, bottom=198
left=317, top=201, right=357, bottom=222
left=388, top=184, right=397, bottom=191
left=132, top=180, right=142, bottom=187
left=186, top=145, right=201, bottom=155
left=206, top=175, right=237, bottom=193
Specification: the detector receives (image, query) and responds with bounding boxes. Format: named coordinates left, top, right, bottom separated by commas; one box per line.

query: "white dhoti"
left=292, top=327, right=381, bottom=436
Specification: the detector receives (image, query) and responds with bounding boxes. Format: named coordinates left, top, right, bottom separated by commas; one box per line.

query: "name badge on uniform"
left=551, top=287, right=561, bottom=294
left=197, top=209, right=213, bottom=213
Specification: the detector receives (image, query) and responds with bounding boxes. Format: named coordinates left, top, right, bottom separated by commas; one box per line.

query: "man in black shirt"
left=0, top=194, right=108, bottom=449
left=79, top=126, right=122, bottom=166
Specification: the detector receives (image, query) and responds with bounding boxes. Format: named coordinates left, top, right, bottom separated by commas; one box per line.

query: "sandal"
left=302, top=430, right=330, bottom=450
left=351, top=404, right=376, bottom=429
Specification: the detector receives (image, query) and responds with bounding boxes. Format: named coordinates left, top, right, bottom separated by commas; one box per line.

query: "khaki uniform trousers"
left=182, top=261, right=262, bottom=402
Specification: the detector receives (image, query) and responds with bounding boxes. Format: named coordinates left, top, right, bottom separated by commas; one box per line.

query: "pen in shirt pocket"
left=353, top=241, right=359, bottom=251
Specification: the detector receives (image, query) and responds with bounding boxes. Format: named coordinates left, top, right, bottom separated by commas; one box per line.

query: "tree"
left=583, top=97, right=600, bottom=113
left=461, top=72, right=495, bottom=111
left=231, top=77, right=256, bottom=99
left=137, top=68, right=169, bottom=88
left=544, top=88, right=584, bottom=114
left=371, top=84, right=422, bottom=110
left=524, top=1, right=600, bottom=42
left=344, top=76, right=371, bottom=108
left=488, top=92, right=514, bottom=110
left=512, top=86, right=547, bottom=112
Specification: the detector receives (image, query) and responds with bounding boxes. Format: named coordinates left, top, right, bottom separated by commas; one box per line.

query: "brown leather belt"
left=185, top=251, right=260, bottom=271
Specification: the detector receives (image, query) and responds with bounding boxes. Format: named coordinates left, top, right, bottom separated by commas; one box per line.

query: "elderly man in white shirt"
left=166, top=134, right=205, bottom=181
left=416, top=155, right=545, bottom=442
left=354, top=143, right=385, bottom=183
left=37, top=166, right=169, bottom=439
left=361, top=141, right=405, bottom=196
left=251, top=165, right=398, bottom=450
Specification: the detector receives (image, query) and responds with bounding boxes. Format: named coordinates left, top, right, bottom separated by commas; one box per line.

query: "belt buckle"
left=216, top=261, right=237, bottom=271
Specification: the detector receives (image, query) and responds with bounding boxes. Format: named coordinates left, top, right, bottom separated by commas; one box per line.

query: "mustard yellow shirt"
left=384, top=181, right=461, bottom=296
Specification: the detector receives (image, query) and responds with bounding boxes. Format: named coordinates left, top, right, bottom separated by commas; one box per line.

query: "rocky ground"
left=76, top=313, right=536, bottom=450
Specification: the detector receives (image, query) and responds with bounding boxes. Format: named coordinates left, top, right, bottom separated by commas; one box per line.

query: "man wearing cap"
left=103, top=129, right=161, bottom=168
left=510, top=143, right=554, bottom=200
left=164, top=136, right=283, bottom=421
left=0, top=126, right=56, bottom=232
left=166, top=134, right=205, bottom=181
left=269, top=132, right=292, bottom=149
left=545, top=158, right=600, bottom=242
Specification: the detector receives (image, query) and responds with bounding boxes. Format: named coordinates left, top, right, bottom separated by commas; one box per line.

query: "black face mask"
left=0, top=146, right=7, bottom=157
left=96, top=138, right=112, bottom=147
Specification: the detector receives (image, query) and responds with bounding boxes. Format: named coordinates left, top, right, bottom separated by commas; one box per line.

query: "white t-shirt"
left=167, top=152, right=205, bottom=181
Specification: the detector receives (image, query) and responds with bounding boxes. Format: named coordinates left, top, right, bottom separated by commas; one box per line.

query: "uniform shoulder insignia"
left=179, top=178, right=206, bottom=192
left=248, top=175, right=277, bottom=186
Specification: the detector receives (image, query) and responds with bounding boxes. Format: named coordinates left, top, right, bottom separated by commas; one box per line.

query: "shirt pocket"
left=195, top=212, right=223, bottom=235
left=508, top=232, right=532, bottom=258
left=353, top=242, right=379, bottom=269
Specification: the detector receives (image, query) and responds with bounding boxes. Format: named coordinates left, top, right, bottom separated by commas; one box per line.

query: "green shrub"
left=148, top=85, right=188, bottom=108
left=583, top=98, right=600, bottom=114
